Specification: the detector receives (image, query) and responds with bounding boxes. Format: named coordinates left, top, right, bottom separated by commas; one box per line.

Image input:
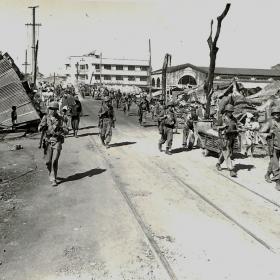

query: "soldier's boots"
left=165, top=148, right=172, bottom=155
left=158, top=143, right=162, bottom=152
left=51, top=180, right=58, bottom=187
left=265, top=173, right=273, bottom=183
left=230, top=170, right=237, bottom=177
left=216, top=163, right=222, bottom=171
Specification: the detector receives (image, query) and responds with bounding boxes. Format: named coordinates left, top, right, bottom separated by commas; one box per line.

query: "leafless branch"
left=207, top=19, right=214, bottom=48
left=213, top=3, right=231, bottom=45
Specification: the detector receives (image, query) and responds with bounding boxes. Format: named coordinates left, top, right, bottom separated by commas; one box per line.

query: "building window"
left=140, top=66, right=148, bottom=71
left=95, top=75, right=100, bottom=80
left=156, top=78, right=161, bottom=87
left=80, top=64, right=88, bottom=70
left=140, top=77, right=147, bottom=81
left=128, top=66, right=135, bottom=71
left=116, top=76, right=123, bottom=80
left=104, top=75, right=111, bottom=80
left=116, top=65, right=123, bottom=70
left=104, top=65, right=111, bottom=70
left=79, top=75, right=88, bottom=80
left=152, top=78, right=155, bottom=86
left=95, top=64, right=100, bottom=70
left=128, top=76, right=135, bottom=81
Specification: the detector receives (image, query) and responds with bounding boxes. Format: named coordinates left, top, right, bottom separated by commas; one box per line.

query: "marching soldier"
left=182, top=109, right=198, bottom=150
left=98, top=96, right=116, bottom=148
left=260, top=106, right=280, bottom=190
left=138, top=94, right=150, bottom=126
left=38, top=102, right=69, bottom=186
left=216, top=104, right=238, bottom=177
left=158, top=102, right=177, bottom=155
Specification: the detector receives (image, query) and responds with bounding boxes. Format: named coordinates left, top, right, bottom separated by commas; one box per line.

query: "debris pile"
left=0, top=53, right=39, bottom=130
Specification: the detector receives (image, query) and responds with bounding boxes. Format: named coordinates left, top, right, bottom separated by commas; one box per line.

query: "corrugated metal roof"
left=152, top=63, right=280, bottom=77
left=0, top=58, right=39, bottom=126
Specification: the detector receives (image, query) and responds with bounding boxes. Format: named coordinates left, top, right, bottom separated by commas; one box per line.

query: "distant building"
left=152, top=63, right=280, bottom=90
left=64, top=52, right=149, bottom=88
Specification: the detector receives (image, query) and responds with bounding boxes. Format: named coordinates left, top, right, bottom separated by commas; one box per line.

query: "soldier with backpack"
left=216, top=104, right=239, bottom=177
left=38, top=102, right=69, bottom=186
left=138, top=94, right=150, bottom=126
left=260, top=106, right=280, bottom=190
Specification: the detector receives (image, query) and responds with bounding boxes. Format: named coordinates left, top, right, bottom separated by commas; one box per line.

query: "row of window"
left=76, top=74, right=147, bottom=81
left=71, top=64, right=148, bottom=71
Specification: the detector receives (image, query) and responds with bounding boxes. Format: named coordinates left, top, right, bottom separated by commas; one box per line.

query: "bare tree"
left=204, top=3, right=231, bottom=119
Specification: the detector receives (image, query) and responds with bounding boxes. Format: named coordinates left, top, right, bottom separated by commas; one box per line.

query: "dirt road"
left=1, top=98, right=280, bottom=280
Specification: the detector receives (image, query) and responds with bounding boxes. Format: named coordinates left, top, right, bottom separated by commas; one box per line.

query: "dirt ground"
left=1, top=99, right=280, bottom=280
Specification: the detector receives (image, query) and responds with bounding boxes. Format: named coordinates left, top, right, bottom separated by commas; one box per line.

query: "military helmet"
left=271, top=106, right=280, bottom=115
left=48, top=101, right=59, bottom=110
left=224, top=104, right=234, bottom=112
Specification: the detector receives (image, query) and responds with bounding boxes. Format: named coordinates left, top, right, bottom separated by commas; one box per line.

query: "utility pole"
left=99, top=53, right=102, bottom=87
left=34, top=40, right=39, bottom=87
left=25, top=6, right=41, bottom=85
left=53, top=72, right=56, bottom=85
left=148, top=39, right=152, bottom=98
left=22, top=49, right=30, bottom=74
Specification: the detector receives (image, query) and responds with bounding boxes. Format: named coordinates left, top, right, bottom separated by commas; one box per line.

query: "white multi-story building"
left=64, top=53, right=150, bottom=88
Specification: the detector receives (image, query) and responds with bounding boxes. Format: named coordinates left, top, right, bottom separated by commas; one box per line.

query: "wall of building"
left=151, top=66, right=277, bottom=90
left=64, top=55, right=149, bottom=88
left=151, top=67, right=206, bottom=89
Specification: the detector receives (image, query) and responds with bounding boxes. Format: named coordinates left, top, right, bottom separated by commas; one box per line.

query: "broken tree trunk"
left=204, top=3, right=231, bottom=119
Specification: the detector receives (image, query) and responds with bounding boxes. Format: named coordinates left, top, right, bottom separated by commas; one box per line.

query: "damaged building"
left=0, top=53, right=40, bottom=130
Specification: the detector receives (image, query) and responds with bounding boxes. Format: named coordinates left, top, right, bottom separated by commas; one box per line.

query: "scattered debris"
left=10, top=144, right=23, bottom=151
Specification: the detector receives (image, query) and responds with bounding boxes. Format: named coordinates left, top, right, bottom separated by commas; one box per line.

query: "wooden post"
left=33, top=40, right=39, bottom=88
left=161, top=54, right=171, bottom=105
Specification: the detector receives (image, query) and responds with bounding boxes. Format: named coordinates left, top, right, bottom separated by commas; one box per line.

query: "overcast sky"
left=1, top=0, right=280, bottom=76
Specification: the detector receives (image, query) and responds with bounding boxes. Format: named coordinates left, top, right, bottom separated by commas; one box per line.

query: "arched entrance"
left=178, top=75, right=197, bottom=86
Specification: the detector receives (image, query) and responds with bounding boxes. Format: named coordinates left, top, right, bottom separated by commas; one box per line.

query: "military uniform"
left=182, top=111, right=198, bottom=150
left=261, top=107, right=280, bottom=190
left=99, top=97, right=116, bottom=148
left=38, top=102, right=68, bottom=186
left=216, top=104, right=238, bottom=177
left=158, top=103, right=176, bottom=155
left=139, top=97, right=150, bottom=125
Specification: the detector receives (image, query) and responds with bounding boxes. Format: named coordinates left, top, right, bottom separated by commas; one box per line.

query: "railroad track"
left=77, top=100, right=280, bottom=280
left=216, top=171, right=280, bottom=209
left=111, top=106, right=280, bottom=212
left=87, top=132, right=178, bottom=280
left=82, top=100, right=277, bottom=263
left=150, top=160, right=274, bottom=252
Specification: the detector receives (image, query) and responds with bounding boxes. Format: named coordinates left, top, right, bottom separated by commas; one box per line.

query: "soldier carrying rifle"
left=98, top=96, right=116, bottom=148
left=38, top=102, right=69, bottom=186
left=216, top=104, right=238, bottom=177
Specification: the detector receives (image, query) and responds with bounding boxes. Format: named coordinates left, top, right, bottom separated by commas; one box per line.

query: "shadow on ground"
left=142, top=124, right=157, bottom=128
left=171, top=147, right=187, bottom=154
left=58, top=168, right=106, bottom=184
left=67, top=132, right=99, bottom=138
left=79, top=125, right=96, bottom=130
left=110, top=141, right=136, bottom=148
left=235, top=163, right=255, bottom=172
